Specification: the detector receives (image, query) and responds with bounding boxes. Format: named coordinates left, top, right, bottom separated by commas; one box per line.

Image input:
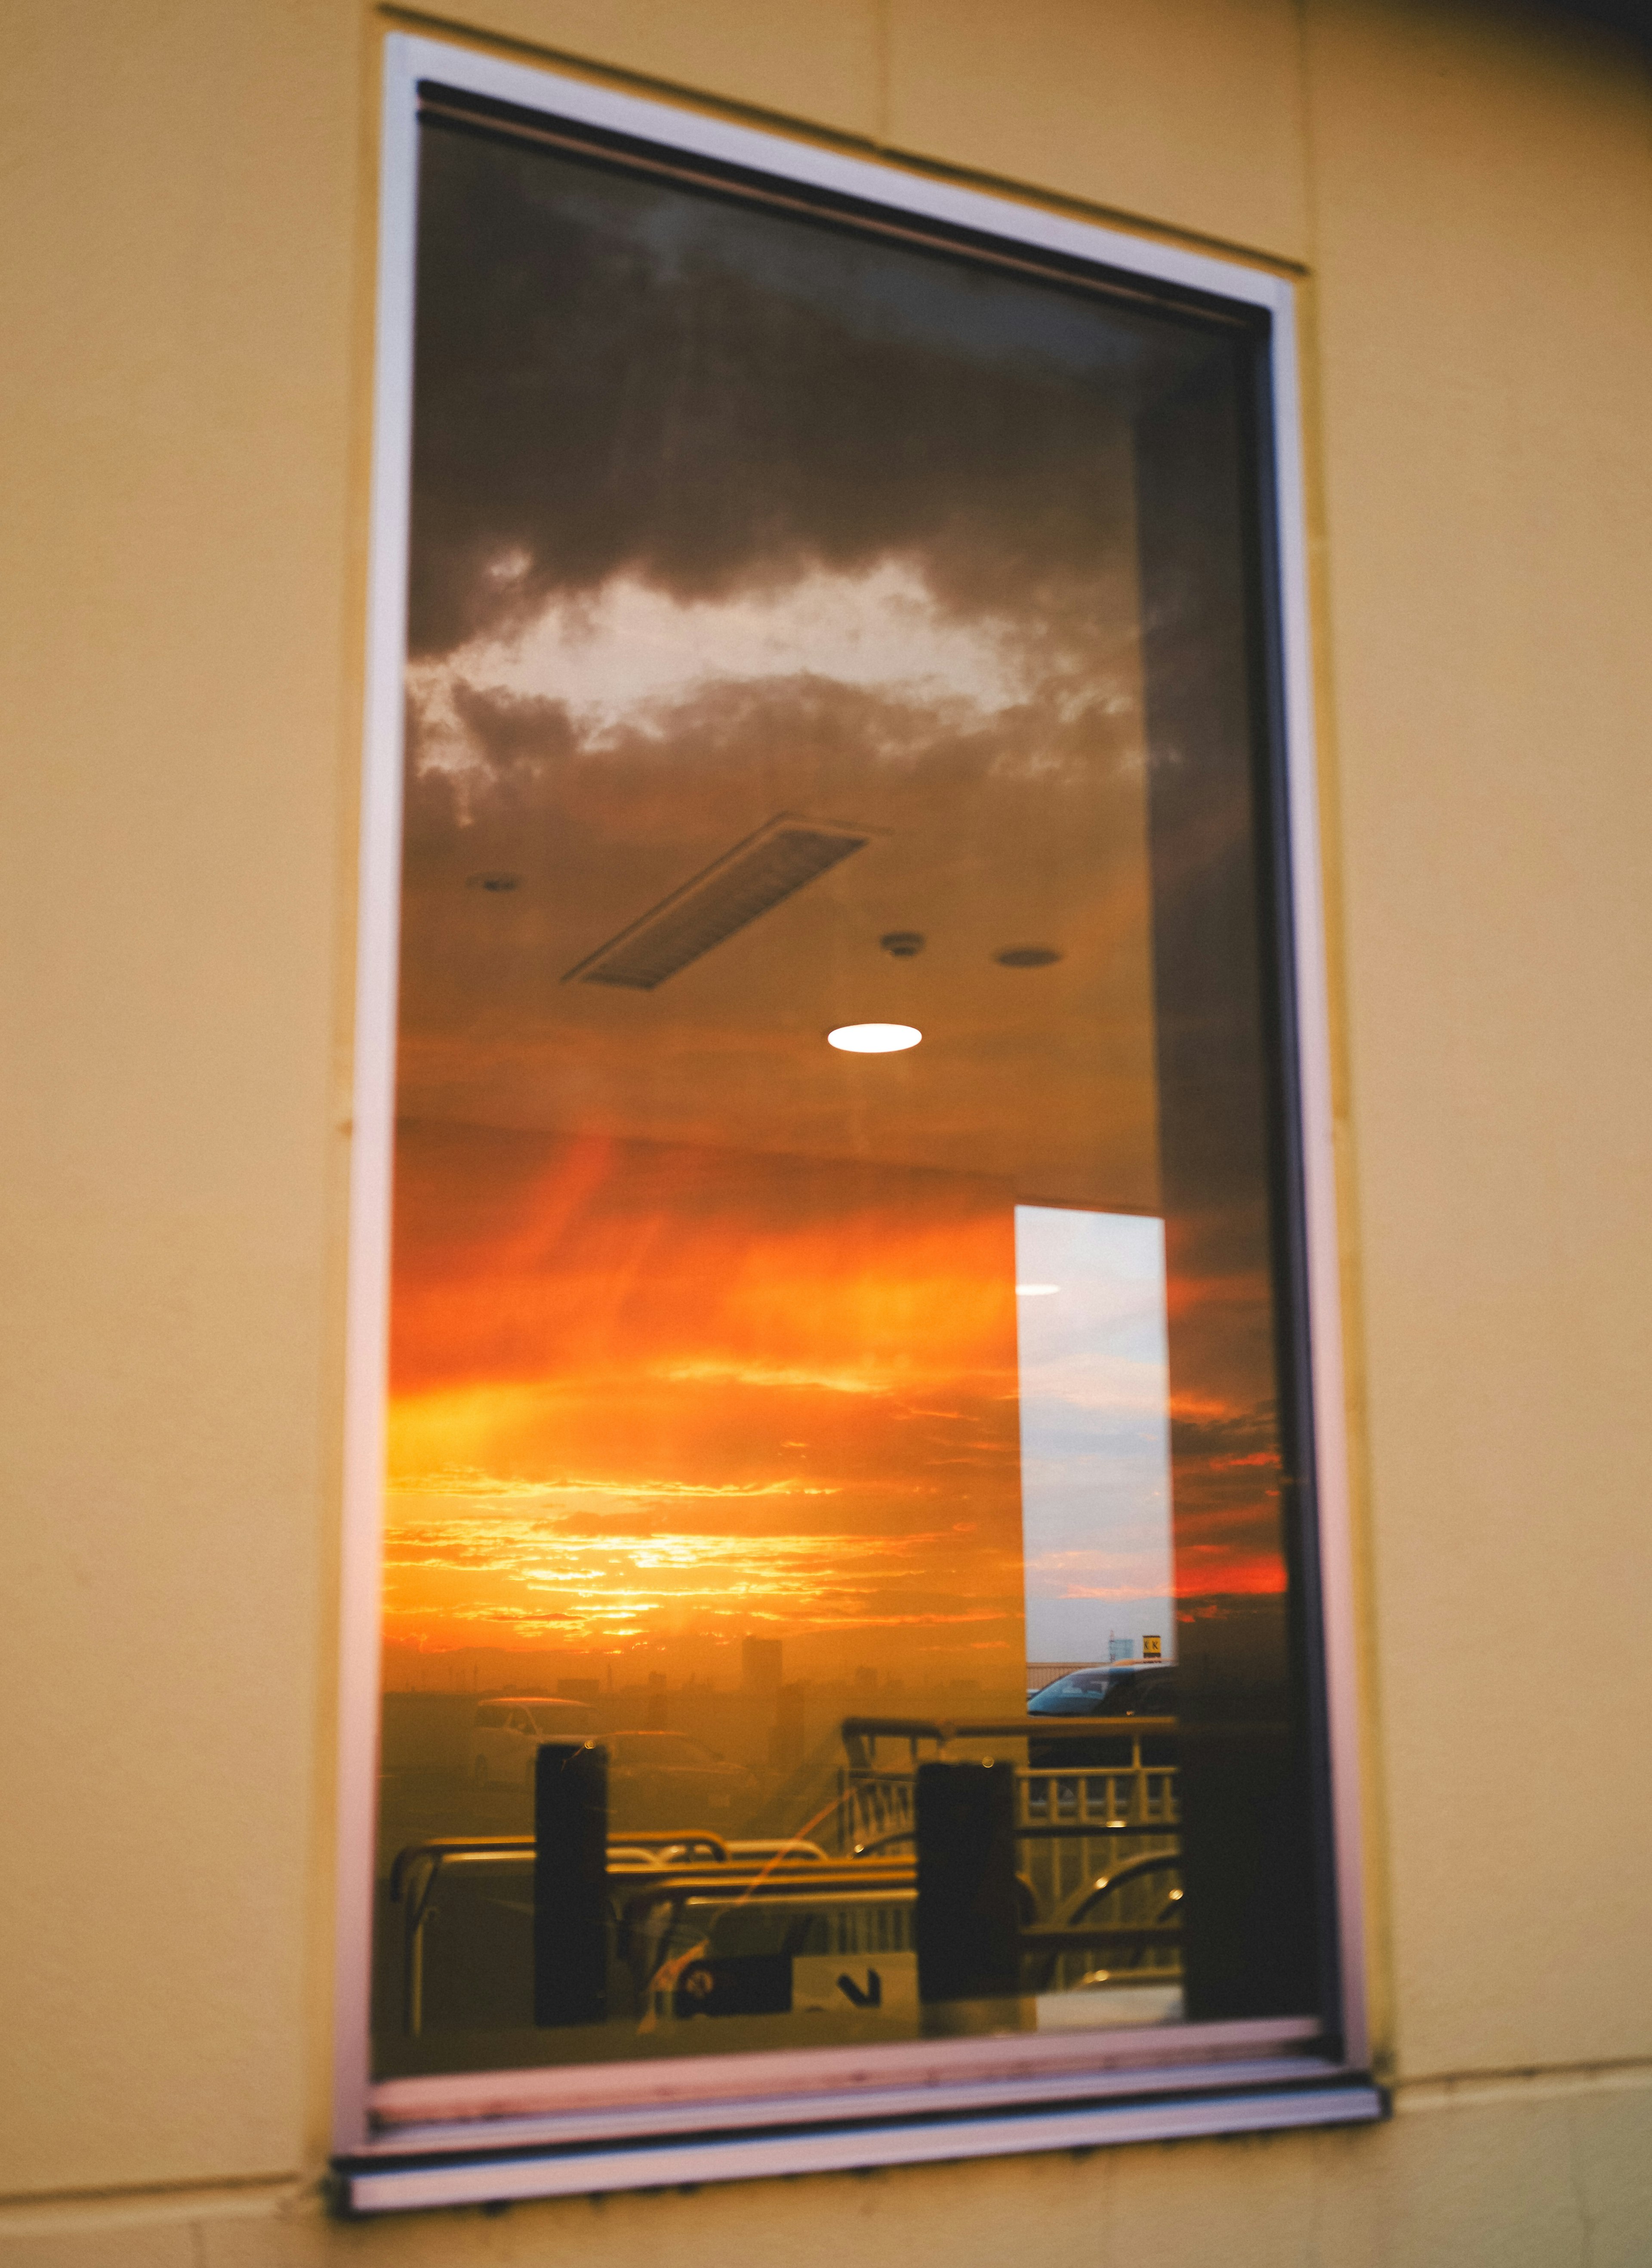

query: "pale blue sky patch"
left=1015, top=1205, right=1174, bottom=1666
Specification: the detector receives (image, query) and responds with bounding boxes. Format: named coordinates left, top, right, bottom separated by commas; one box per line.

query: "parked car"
left=1027, top=1662, right=1177, bottom=1712
left=604, top=1731, right=758, bottom=1832
left=468, top=1695, right=594, bottom=1789
left=1026, top=1663, right=1177, bottom=1768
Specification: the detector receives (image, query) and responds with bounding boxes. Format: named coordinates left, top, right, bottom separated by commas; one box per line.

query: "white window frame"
left=332, top=28, right=1377, bottom=2211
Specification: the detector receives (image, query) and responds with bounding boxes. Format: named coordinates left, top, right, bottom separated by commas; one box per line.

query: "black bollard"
left=533, top=1740, right=608, bottom=2028
left=914, top=1759, right=1021, bottom=2006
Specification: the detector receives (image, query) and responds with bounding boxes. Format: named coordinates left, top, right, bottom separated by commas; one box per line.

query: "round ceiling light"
left=995, top=944, right=1062, bottom=968
left=827, top=1023, right=923, bottom=1054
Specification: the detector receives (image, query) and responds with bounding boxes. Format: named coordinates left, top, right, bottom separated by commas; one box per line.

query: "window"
left=333, top=34, right=1376, bottom=2209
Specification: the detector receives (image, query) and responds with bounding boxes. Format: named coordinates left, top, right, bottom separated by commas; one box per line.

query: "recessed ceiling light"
left=1015, top=1283, right=1060, bottom=1296
left=995, top=945, right=1062, bottom=968
left=827, top=1023, right=922, bottom=1054
left=468, top=871, right=521, bottom=893
left=880, top=931, right=925, bottom=958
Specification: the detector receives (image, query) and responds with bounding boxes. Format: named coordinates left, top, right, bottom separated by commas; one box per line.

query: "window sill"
left=337, top=2064, right=1385, bottom=2212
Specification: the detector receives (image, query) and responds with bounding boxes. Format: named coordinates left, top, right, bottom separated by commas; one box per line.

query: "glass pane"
left=370, top=99, right=1318, bottom=2083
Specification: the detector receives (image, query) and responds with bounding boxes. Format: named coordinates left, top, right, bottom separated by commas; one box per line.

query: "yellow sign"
left=1142, top=1634, right=1162, bottom=1660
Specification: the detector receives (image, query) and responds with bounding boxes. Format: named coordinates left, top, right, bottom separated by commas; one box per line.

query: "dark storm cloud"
left=408, top=121, right=1176, bottom=658
left=403, top=664, right=1136, bottom=879
left=449, top=679, right=581, bottom=768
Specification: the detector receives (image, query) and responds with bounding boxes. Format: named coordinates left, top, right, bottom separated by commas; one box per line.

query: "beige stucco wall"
left=3, top=1, right=1649, bottom=2259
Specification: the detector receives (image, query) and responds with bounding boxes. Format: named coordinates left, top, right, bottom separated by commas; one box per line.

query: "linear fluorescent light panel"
left=564, top=814, right=871, bottom=991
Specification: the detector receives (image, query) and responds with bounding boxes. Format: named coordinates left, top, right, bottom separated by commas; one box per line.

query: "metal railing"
left=838, top=1711, right=1177, bottom=1839
left=387, top=1717, right=1184, bottom=2037
left=388, top=1840, right=913, bottom=2036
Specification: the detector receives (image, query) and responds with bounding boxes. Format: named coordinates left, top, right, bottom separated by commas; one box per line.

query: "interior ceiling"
left=391, top=116, right=1192, bottom=1217
left=396, top=638, right=1162, bottom=1216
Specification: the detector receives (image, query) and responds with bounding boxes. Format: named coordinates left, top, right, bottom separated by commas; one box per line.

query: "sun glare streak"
left=381, top=1485, right=1026, bottom=1651
left=658, top=1361, right=882, bottom=1395
left=390, top=1464, right=841, bottom=1502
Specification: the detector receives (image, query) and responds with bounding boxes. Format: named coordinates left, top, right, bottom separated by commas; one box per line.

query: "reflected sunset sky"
left=383, top=119, right=1293, bottom=1702
left=388, top=1125, right=1025, bottom=1688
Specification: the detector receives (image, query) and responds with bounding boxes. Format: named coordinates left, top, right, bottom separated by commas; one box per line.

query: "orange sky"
left=386, top=1120, right=1027, bottom=1689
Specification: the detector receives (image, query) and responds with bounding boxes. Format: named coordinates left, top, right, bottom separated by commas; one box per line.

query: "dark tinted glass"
left=371, top=93, right=1322, bottom=2084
